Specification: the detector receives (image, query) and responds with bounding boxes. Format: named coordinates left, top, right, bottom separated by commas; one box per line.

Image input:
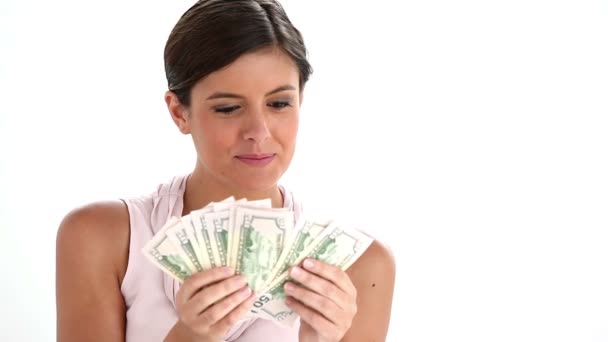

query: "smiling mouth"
left=235, top=153, right=276, bottom=160
left=235, top=153, right=276, bottom=167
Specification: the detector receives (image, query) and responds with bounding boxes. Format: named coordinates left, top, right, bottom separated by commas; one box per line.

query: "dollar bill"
left=188, top=197, right=237, bottom=269
left=141, top=217, right=195, bottom=282
left=226, top=199, right=273, bottom=267
left=165, top=222, right=204, bottom=272
left=142, top=195, right=375, bottom=327
left=189, top=208, right=217, bottom=269
left=204, top=210, right=231, bottom=267
left=266, top=218, right=334, bottom=284
left=181, top=215, right=210, bottom=270
left=232, top=206, right=294, bottom=292
left=251, top=223, right=374, bottom=326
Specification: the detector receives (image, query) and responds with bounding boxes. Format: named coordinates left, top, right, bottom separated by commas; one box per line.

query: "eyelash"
left=214, top=101, right=292, bottom=114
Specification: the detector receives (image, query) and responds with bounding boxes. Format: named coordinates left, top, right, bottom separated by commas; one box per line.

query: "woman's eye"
left=215, top=105, right=240, bottom=114
left=269, top=101, right=292, bottom=109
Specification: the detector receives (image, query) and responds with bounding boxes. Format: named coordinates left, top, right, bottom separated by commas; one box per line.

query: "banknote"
left=266, top=218, right=334, bottom=285
left=166, top=221, right=204, bottom=272
left=142, top=197, right=374, bottom=327
left=204, top=209, right=231, bottom=267
left=250, top=223, right=374, bottom=326
left=189, top=208, right=217, bottom=269
left=142, top=217, right=195, bottom=281
left=226, top=199, right=272, bottom=267
left=232, top=206, right=294, bottom=292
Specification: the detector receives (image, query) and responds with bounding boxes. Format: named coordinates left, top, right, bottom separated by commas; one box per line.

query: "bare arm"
left=56, top=201, right=130, bottom=342
left=342, top=240, right=396, bottom=341
left=284, top=240, right=396, bottom=342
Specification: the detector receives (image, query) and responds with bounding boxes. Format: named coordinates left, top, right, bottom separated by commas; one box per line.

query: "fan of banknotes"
left=142, top=196, right=373, bottom=327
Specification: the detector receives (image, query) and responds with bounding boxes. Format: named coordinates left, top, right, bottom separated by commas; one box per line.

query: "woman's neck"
left=182, top=168, right=284, bottom=216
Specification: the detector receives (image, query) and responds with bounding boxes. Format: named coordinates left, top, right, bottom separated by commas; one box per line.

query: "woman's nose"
left=242, top=109, right=271, bottom=143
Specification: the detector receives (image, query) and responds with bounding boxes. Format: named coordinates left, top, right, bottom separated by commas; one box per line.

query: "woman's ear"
left=165, top=90, right=191, bottom=134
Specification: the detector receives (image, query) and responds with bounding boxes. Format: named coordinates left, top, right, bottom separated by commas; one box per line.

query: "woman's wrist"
left=165, top=320, right=217, bottom=342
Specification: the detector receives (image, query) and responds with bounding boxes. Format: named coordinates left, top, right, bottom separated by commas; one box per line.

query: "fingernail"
left=304, top=259, right=314, bottom=269
left=284, top=282, right=295, bottom=292
left=290, top=267, right=302, bottom=277
left=242, top=287, right=252, bottom=297
left=236, top=275, right=247, bottom=286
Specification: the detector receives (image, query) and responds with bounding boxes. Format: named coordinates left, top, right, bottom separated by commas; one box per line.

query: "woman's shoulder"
left=57, top=200, right=130, bottom=244
left=348, top=239, right=395, bottom=278
left=56, top=173, right=188, bottom=274
left=345, top=237, right=396, bottom=301
left=56, top=200, right=130, bottom=280
left=342, top=238, right=395, bottom=340
left=56, top=200, right=132, bottom=340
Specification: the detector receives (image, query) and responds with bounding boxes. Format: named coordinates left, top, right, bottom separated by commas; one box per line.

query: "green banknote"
left=266, top=219, right=334, bottom=285
left=142, top=217, right=195, bottom=282
left=250, top=223, right=374, bottom=327
left=143, top=196, right=375, bottom=327
left=166, top=224, right=203, bottom=272
left=204, top=210, right=231, bottom=267
left=232, top=206, right=294, bottom=292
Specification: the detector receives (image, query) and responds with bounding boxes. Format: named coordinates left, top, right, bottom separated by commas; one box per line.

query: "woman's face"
left=172, top=47, right=301, bottom=192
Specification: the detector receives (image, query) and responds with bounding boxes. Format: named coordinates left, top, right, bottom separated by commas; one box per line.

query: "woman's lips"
left=235, top=153, right=276, bottom=167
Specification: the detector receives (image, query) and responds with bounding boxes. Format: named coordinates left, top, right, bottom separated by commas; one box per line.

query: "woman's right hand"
left=167, top=267, right=256, bottom=342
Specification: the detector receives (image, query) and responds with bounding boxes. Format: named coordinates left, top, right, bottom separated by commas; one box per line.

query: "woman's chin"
left=232, top=175, right=281, bottom=194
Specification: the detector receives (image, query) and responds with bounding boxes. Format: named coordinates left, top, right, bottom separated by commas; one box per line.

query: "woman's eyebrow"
left=206, top=84, right=296, bottom=100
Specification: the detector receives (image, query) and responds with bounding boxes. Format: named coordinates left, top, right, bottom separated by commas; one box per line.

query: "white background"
left=1, top=0, right=607, bottom=341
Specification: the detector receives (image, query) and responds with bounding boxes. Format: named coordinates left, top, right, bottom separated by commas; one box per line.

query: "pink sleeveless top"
left=120, top=174, right=302, bottom=342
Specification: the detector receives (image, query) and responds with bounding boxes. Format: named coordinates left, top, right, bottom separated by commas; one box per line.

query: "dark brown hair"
left=164, top=0, right=313, bottom=106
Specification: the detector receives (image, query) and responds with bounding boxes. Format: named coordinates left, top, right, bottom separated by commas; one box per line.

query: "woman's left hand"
left=283, top=258, right=357, bottom=342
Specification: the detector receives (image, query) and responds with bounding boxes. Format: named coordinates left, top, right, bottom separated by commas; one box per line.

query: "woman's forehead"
left=193, top=49, right=300, bottom=97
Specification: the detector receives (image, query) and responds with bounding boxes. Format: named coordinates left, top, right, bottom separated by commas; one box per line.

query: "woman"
left=56, top=0, right=396, bottom=341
